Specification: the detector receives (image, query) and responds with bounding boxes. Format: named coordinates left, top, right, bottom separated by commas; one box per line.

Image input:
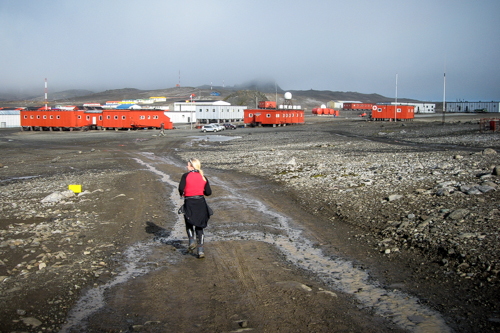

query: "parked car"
left=213, top=123, right=225, bottom=131
left=201, top=124, right=218, bottom=132
left=223, top=123, right=237, bottom=130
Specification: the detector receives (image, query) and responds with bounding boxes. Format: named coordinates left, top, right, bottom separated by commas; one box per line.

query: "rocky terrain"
left=186, top=115, right=500, bottom=326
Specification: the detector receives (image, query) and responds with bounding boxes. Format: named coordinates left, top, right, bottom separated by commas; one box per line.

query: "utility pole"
left=394, top=74, right=398, bottom=122
left=45, top=78, right=48, bottom=110
left=442, top=71, right=446, bottom=125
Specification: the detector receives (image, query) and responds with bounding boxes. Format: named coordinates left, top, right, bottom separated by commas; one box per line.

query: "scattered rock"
left=448, top=209, right=470, bottom=220
left=387, top=194, right=403, bottom=202
left=483, top=148, right=497, bottom=155
left=21, top=317, right=42, bottom=327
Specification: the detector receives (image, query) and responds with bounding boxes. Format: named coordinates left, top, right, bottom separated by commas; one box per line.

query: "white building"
left=328, top=101, right=344, bottom=109
left=137, top=99, right=154, bottom=104
left=445, top=101, right=499, bottom=113
left=0, top=110, right=21, bottom=128
left=328, top=100, right=362, bottom=109
left=164, top=111, right=197, bottom=124
left=142, top=105, right=169, bottom=111
left=150, top=97, right=167, bottom=102
left=391, top=102, right=435, bottom=113
left=173, top=100, right=246, bottom=123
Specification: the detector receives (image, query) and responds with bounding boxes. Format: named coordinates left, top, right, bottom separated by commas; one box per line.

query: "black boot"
left=197, top=244, right=205, bottom=259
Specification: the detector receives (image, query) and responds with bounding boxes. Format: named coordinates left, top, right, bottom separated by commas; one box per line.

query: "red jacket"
left=179, top=171, right=212, bottom=197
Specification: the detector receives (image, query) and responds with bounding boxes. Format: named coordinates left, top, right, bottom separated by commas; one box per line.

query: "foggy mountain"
left=0, top=80, right=421, bottom=110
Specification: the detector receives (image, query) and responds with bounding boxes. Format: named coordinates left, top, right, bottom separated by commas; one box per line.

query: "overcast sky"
left=1, top=0, right=499, bottom=101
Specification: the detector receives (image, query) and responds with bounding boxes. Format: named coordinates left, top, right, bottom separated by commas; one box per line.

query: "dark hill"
left=0, top=82, right=422, bottom=109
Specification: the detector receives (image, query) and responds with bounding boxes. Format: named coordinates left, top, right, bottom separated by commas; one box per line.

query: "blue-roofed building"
left=115, top=104, right=141, bottom=109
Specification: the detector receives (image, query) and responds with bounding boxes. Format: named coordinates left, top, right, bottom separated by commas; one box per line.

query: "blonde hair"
left=189, top=158, right=206, bottom=180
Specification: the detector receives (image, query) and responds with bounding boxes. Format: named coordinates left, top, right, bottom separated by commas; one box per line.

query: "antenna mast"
left=442, top=66, right=446, bottom=124
left=45, top=78, right=48, bottom=110
left=394, top=74, right=398, bottom=122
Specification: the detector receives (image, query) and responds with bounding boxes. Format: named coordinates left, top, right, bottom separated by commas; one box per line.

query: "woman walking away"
left=178, top=158, right=212, bottom=258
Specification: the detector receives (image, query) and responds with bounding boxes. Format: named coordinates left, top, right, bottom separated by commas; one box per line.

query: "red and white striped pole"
left=45, top=78, right=48, bottom=110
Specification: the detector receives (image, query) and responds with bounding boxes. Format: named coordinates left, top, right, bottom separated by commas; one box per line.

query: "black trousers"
left=185, top=219, right=204, bottom=245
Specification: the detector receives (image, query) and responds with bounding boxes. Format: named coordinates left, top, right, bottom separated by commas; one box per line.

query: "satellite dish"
left=284, top=92, right=292, bottom=100
left=321, top=104, right=326, bottom=108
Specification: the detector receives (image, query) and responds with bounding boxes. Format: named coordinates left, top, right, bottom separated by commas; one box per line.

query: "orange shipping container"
left=258, top=101, right=276, bottom=109
left=371, top=105, right=414, bottom=120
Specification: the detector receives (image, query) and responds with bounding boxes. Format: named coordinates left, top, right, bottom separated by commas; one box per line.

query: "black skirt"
left=183, top=196, right=211, bottom=228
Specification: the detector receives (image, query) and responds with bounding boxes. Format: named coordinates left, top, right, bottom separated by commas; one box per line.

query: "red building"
left=343, top=103, right=374, bottom=111
left=244, top=108, right=304, bottom=127
left=371, top=105, right=414, bottom=120
left=21, top=108, right=173, bottom=131
left=258, top=101, right=277, bottom=109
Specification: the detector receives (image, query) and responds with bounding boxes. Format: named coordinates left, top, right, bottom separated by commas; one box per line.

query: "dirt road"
left=0, top=116, right=497, bottom=332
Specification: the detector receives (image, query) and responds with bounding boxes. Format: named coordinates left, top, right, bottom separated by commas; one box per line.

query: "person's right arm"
left=178, top=173, right=187, bottom=197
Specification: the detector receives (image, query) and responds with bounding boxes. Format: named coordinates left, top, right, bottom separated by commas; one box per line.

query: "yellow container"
left=69, top=185, right=82, bottom=193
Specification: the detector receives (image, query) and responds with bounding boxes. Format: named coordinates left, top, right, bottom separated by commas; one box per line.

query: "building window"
left=213, top=109, right=215, bottom=112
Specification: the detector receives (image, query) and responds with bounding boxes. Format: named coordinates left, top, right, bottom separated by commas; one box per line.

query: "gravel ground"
left=1, top=114, right=500, bottom=332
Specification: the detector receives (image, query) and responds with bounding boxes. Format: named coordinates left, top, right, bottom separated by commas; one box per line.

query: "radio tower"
left=45, top=78, right=48, bottom=110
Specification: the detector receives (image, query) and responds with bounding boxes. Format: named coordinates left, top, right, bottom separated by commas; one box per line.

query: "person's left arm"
left=204, top=178, right=212, bottom=196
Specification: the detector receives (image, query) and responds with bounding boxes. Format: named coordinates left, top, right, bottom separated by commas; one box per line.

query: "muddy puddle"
left=62, top=155, right=452, bottom=333
left=189, top=135, right=241, bottom=143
